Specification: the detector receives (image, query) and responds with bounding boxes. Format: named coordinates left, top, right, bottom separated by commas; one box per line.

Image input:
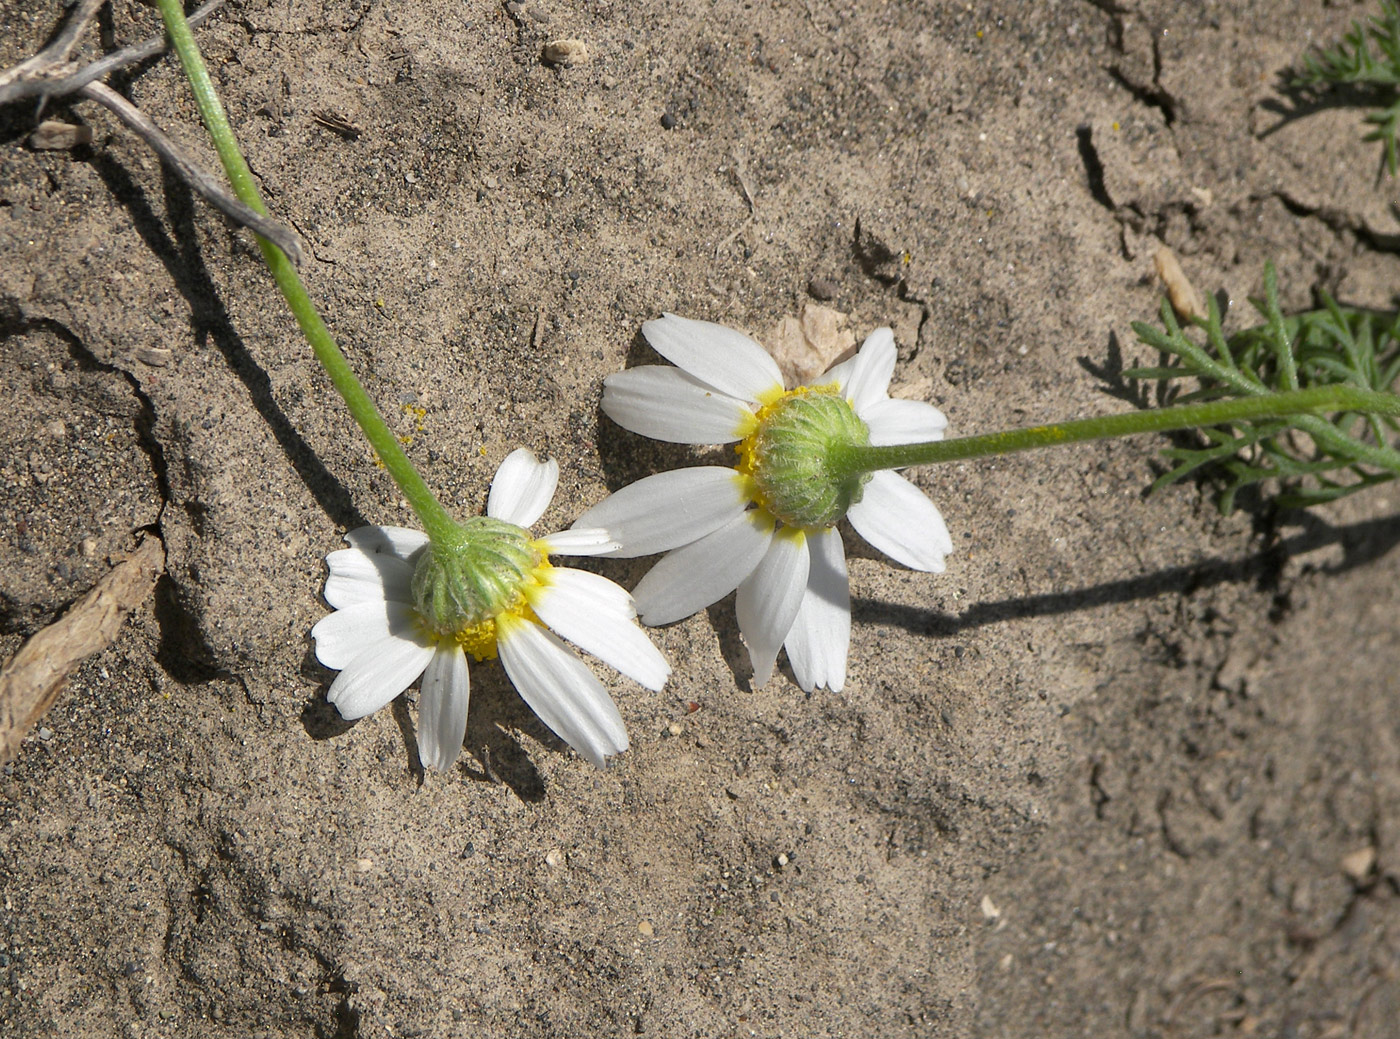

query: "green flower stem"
left=829, top=384, right=1400, bottom=476
left=154, top=0, right=458, bottom=545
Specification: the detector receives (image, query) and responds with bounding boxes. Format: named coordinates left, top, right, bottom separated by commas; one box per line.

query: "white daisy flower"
left=311, top=448, right=670, bottom=771
left=574, top=314, right=952, bottom=692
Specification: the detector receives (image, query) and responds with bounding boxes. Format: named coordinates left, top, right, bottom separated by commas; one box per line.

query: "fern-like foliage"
left=1127, top=264, right=1400, bottom=513
left=1292, top=0, right=1400, bottom=174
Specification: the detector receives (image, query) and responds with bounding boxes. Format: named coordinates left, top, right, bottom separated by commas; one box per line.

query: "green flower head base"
left=410, top=517, right=541, bottom=648
left=576, top=314, right=955, bottom=693
left=737, top=384, right=873, bottom=530
left=311, top=449, right=670, bottom=772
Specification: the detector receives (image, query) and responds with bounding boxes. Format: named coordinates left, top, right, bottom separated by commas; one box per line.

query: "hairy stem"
left=154, top=0, right=458, bottom=544
left=830, top=385, right=1400, bottom=475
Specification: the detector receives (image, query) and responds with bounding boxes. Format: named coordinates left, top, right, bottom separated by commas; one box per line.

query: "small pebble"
left=542, top=39, right=589, bottom=67
left=29, top=120, right=92, bottom=150
left=1341, top=845, right=1377, bottom=882
left=807, top=278, right=840, bottom=301
left=660, top=111, right=677, bottom=130
left=775, top=853, right=789, bottom=869
left=38, top=727, right=53, bottom=742
left=637, top=920, right=654, bottom=937
left=980, top=894, right=1001, bottom=921
left=354, top=858, right=374, bottom=873
left=136, top=346, right=171, bottom=367
left=544, top=849, right=563, bottom=868
left=667, top=722, right=683, bottom=737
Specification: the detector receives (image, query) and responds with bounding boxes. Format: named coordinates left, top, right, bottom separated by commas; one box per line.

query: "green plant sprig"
left=1126, top=263, right=1400, bottom=512
left=1292, top=0, right=1400, bottom=174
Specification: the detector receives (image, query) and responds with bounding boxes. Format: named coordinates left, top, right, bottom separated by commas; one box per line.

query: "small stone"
left=136, top=346, right=171, bottom=367
left=80, top=538, right=97, bottom=560
left=29, top=120, right=93, bottom=150
left=660, top=110, right=677, bottom=130
left=1341, top=845, right=1377, bottom=883
left=774, top=853, right=789, bottom=869
left=807, top=277, right=840, bottom=301
left=542, top=39, right=589, bottom=67
left=37, top=727, right=53, bottom=742
left=637, top=920, right=654, bottom=937
left=765, top=303, right=857, bottom=385
left=43, top=419, right=65, bottom=438
left=544, top=849, right=563, bottom=868
left=980, top=894, right=1001, bottom=921
left=354, top=858, right=374, bottom=873
left=667, top=722, right=683, bottom=737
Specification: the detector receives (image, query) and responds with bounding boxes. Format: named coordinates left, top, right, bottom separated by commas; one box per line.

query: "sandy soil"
left=3, top=1, right=1400, bottom=1036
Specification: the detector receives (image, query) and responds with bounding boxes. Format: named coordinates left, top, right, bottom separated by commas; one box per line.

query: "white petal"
left=326, top=624, right=436, bottom=720
left=784, top=528, right=850, bottom=692
left=847, top=470, right=953, bottom=572
left=535, top=565, right=637, bottom=617
left=527, top=567, right=671, bottom=691
left=860, top=397, right=949, bottom=448
left=837, top=327, right=897, bottom=412
left=632, top=510, right=774, bottom=625
left=642, top=313, right=784, bottom=402
left=311, top=599, right=400, bottom=669
left=812, top=352, right=859, bottom=392
left=345, top=525, right=429, bottom=559
left=572, top=467, right=750, bottom=558
left=735, top=529, right=810, bottom=686
left=602, top=366, right=754, bottom=444
left=417, top=644, right=470, bottom=772
left=534, top=528, right=621, bottom=556
left=498, top=617, right=629, bottom=767
left=324, top=547, right=414, bottom=609
left=487, top=448, right=559, bottom=528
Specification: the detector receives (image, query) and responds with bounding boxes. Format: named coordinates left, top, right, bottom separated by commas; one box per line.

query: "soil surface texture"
left=2, top=1, right=1399, bottom=1036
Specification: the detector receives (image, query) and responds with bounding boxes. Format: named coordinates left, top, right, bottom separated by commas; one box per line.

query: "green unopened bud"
left=740, top=389, right=872, bottom=529
left=411, top=517, right=540, bottom=635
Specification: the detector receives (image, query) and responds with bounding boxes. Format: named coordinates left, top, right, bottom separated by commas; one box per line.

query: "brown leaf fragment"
left=766, top=303, right=857, bottom=385
left=0, top=536, right=164, bottom=765
left=1153, top=244, right=1206, bottom=322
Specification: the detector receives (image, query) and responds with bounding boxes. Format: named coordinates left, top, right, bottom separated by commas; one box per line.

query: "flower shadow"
left=298, top=646, right=554, bottom=802
left=850, top=508, right=1400, bottom=639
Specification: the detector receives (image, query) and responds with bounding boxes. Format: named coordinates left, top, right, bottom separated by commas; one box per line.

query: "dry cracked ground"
left=2, top=1, right=1400, bottom=1036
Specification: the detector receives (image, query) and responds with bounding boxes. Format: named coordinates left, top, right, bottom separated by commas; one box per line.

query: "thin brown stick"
left=79, top=81, right=305, bottom=265
left=0, top=0, right=226, bottom=106
left=0, top=0, right=105, bottom=99
left=1, top=0, right=302, bottom=265
left=0, top=536, right=165, bottom=766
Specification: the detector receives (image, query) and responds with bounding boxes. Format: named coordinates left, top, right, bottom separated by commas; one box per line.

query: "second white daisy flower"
left=575, top=314, right=953, bottom=692
left=312, top=449, right=670, bottom=771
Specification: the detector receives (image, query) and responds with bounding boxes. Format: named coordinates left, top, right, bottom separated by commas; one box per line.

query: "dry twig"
left=0, top=0, right=303, bottom=265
